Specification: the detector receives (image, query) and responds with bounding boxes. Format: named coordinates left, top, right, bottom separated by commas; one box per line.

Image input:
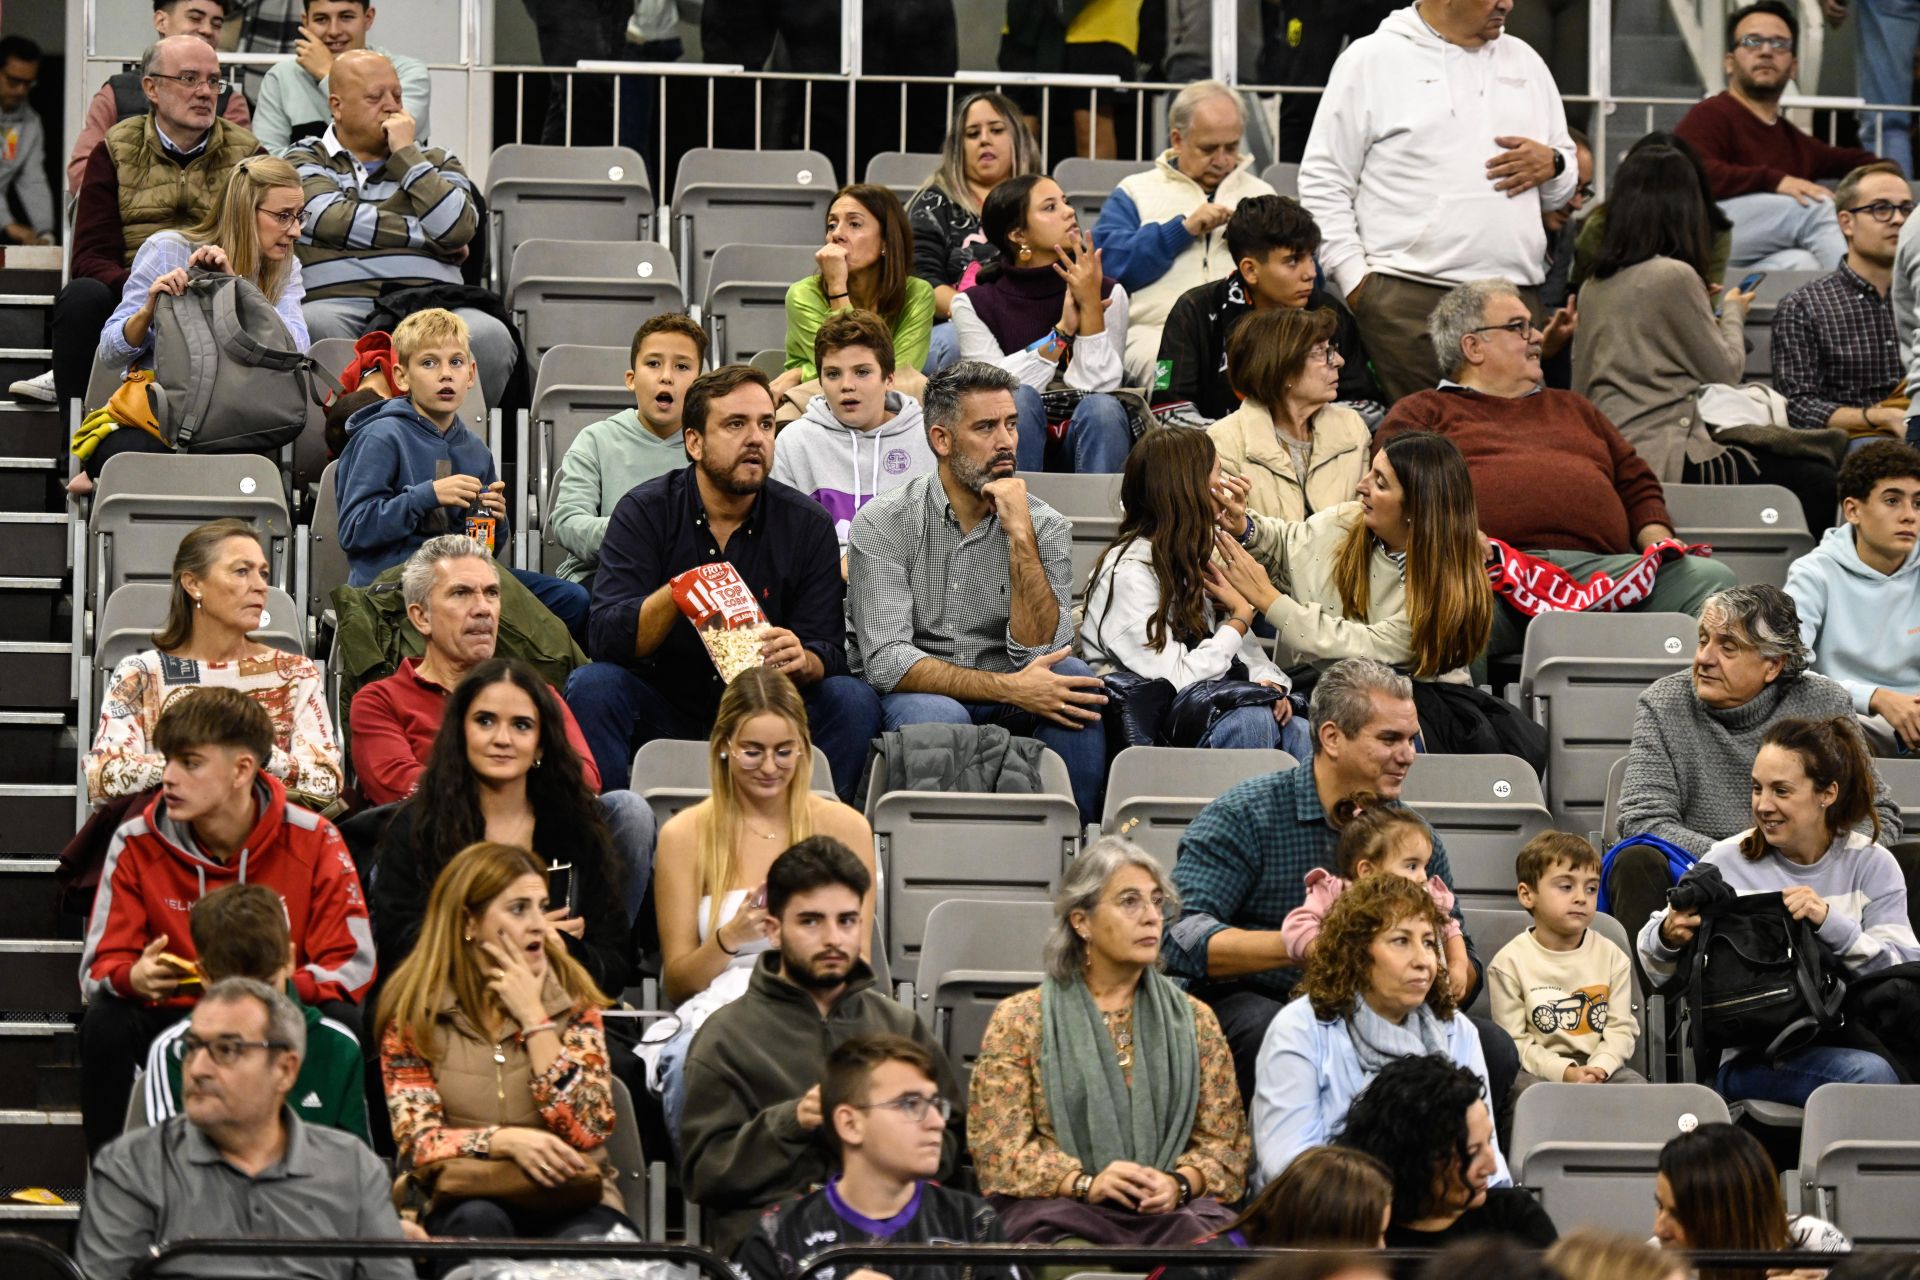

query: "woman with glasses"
left=644, top=667, right=874, bottom=1138
left=1576, top=141, right=1839, bottom=530
left=378, top=840, right=635, bottom=1252
left=969, top=836, right=1248, bottom=1244
left=1207, top=306, right=1371, bottom=524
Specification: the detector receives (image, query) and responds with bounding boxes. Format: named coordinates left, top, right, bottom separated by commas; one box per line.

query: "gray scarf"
left=1039, top=969, right=1200, bottom=1174
left=1344, top=996, right=1449, bottom=1074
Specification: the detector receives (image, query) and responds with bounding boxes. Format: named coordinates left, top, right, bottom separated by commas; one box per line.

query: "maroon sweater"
left=1674, top=92, right=1883, bottom=200
left=1377, top=386, right=1671, bottom=555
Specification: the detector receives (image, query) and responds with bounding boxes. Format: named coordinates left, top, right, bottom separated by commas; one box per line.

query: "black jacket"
left=733, top=1180, right=1014, bottom=1280
left=1155, top=272, right=1380, bottom=419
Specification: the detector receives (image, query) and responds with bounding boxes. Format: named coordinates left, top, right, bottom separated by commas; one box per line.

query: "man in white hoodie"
left=1784, top=440, right=1920, bottom=755
left=1299, top=0, right=1578, bottom=402
left=772, top=309, right=938, bottom=563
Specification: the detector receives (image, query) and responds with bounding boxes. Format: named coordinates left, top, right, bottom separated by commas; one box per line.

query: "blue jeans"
left=1012, top=385, right=1133, bottom=474
left=597, top=789, right=658, bottom=924
left=1199, top=703, right=1315, bottom=759
left=879, top=654, right=1106, bottom=823
left=1717, top=1042, right=1900, bottom=1108
left=564, top=662, right=881, bottom=805
left=1719, top=193, right=1849, bottom=271
left=924, top=320, right=961, bottom=375
left=509, top=567, right=589, bottom=645
left=1858, top=0, right=1920, bottom=176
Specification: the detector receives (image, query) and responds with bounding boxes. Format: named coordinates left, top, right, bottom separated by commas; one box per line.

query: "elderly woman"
left=1608, top=584, right=1902, bottom=932
left=969, top=836, right=1248, bottom=1244
left=1250, top=874, right=1504, bottom=1187
left=86, top=517, right=342, bottom=811
left=1339, top=1053, right=1558, bottom=1249
left=1640, top=716, right=1916, bottom=1103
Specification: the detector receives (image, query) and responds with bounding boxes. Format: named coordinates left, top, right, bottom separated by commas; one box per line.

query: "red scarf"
left=1486, top=538, right=1712, bottom=616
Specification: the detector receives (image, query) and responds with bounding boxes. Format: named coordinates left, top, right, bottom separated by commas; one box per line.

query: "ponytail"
left=1740, top=716, right=1879, bottom=860
left=1330, top=790, right=1434, bottom=879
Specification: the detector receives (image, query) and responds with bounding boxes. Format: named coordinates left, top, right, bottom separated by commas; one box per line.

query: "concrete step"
left=0, top=641, right=71, bottom=711
left=0, top=1109, right=88, bottom=1197
left=0, top=717, right=74, bottom=786
left=0, top=515, right=68, bottom=580
left=0, top=787, right=78, bottom=860
left=0, top=1019, right=80, bottom=1113
left=0, top=457, right=62, bottom=519
left=0, top=945, right=81, bottom=1015
left=0, top=404, right=65, bottom=470
left=0, top=1204, right=81, bottom=1279
left=0, top=582, right=66, bottom=645
left=0, top=861, right=69, bottom=941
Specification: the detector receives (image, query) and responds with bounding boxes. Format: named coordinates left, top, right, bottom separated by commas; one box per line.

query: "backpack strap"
left=153, top=283, right=224, bottom=449
left=1687, top=911, right=1716, bottom=1085
left=204, top=270, right=308, bottom=373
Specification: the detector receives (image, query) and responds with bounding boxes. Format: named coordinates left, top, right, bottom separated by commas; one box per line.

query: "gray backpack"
left=147, top=268, right=333, bottom=453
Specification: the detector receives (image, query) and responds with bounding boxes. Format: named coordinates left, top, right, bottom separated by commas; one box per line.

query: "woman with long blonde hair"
left=377, top=841, right=632, bottom=1245
left=643, top=667, right=873, bottom=1136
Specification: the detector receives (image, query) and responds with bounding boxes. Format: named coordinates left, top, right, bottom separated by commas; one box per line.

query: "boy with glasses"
left=733, top=1034, right=1013, bottom=1280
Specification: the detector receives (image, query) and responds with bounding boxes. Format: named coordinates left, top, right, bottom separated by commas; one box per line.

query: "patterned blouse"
left=86, top=648, right=343, bottom=806
left=968, top=986, right=1249, bottom=1202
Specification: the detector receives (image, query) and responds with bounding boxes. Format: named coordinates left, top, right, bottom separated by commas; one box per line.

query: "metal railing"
left=131, top=1236, right=736, bottom=1280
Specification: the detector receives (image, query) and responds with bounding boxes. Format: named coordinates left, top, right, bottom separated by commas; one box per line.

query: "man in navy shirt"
left=564, top=365, right=881, bottom=799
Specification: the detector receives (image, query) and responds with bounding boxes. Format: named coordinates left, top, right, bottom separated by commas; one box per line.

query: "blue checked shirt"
left=1164, top=763, right=1473, bottom=997
left=1770, top=263, right=1903, bottom=433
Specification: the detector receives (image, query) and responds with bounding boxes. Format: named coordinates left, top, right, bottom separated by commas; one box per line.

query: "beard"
left=948, top=449, right=1015, bottom=495
left=698, top=451, right=766, bottom=497
left=1733, top=63, right=1787, bottom=102
left=781, top=944, right=852, bottom=990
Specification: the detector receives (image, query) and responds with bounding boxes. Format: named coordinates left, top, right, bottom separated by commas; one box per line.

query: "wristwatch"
left=1551, top=149, right=1567, bottom=177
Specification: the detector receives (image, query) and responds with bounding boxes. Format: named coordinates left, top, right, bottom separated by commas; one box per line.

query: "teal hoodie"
left=1784, top=521, right=1920, bottom=714
left=548, top=407, right=686, bottom=583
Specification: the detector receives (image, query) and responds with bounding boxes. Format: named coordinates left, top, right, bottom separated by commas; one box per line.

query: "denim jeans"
left=879, top=654, right=1107, bottom=823
left=1719, top=193, right=1849, bottom=272
left=509, top=567, right=589, bottom=645
left=302, top=297, right=518, bottom=408
left=1012, top=384, right=1133, bottom=474
left=597, top=789, right=658, bottom=924
left=924, top=320, right=961, bottom=375
left=1858, top=0, right=1920, bottom=177
left=1200, top=703, right=1315, bottom=759
left=1717, top=1042, right=1900, bottom=1107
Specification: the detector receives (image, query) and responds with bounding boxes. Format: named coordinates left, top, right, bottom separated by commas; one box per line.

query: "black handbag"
left=1686, top=891, right=1846, bottom=1082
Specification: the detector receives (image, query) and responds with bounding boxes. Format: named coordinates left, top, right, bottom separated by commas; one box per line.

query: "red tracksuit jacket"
left=79, top=774, right=376, bottom=1007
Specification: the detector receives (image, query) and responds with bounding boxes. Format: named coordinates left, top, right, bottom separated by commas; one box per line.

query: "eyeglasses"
left=1845, top=200, right=1916, bottom=223
left=172, top=1034, right=291, bottom=1067
left=855, top=1092, right=953, bottom=1123
left=1576, top=182, right=1596, bottom=202
left=1105, top=889, right=1169, bottom=921
left=147, top=71, right=233, bottom=94
left=730, top=743, right=801, bottom=769
left=1468, top=318, right=1536, bottom=339
left=258, top=207, right=302, bottom=231
left=1734, top=34, right=1793, bottom=52
left=1306, top=342, right=1341, bottom=368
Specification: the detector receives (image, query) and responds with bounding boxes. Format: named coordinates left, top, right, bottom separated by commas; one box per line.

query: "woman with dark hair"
left=949, top=173, right=1134, bottom=474
left=1572, top=131, right=1733, bottom=289
left=1146, top=1145, right=1394, bottom=1280
left=1641, top=715, right=1916, bottom=1104
left=783, top=183, right=935, bottom=382
left=1208, top=306, right=1370, bottom=523
left=1575, top=143, right=1838, bottom=531
left=1338, top=1053, right=1557, bottom=1249
left=372, top=659, right=633, bottom=999
left=1251, top=876, right=1502, bottom=1183
left=86, top=517, right=341, bottom=810
left=1081, top=429, right=1310, bottom=755
left=1654, top=1122, right=1849, bottom=1277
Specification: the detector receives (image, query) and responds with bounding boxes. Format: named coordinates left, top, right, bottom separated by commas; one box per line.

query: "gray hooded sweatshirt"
left=771, top=391, right=937, bottom=552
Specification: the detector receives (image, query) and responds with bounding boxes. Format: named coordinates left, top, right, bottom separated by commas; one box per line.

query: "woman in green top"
left=782, top=183, right=935, bottom=382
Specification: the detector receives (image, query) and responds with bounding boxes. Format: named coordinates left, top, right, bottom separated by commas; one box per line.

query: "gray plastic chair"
left=1053, top=156, right=1153, bottom=231
left=1512, top=1082, right=1731, bottom=1235
left=1101, top=745, right=1295, bottom=865
left=748, top=348, right=787, bottom=380
left=1519, top=611, right=1696, bottom=836
left=528, top=345, right=640, bottom=536
left=95, top=582, right=307, bottom=715
left=1660, top=483, right=1813, bottom=589
left=1015, top=470, right=1124, bottom=606
left=702, top=243, right=825, bottom=369
left=485, top=144, right=656, bottom=290
left=865, top=150, right=940, bottom=201
left=1799, top=1082, right=1920, bottom=1244
left=1260, top=160, right=1301, bottom=198
left=507, top=239, right=684, bottom=366
left=914, top=897, right=1052, bottom=1092
left=308, top=460, right=352, bottom=648
left=539, top=461, right=571, bottom=577
left=1599, top=753, right=1631, bottom=847
left=89, top=452, right=291, bottom=611
left=671, top=147, right=836, bottom=300
left=606, top=1075, right=651, bottom=1234
left=631, top=737, right=836, bottom=834
left=1877, top=757, right=1920, bottom=835
left=1399, top=754, right=1555, bottom=906
left=1459, top=905, right=1654, bottom=1079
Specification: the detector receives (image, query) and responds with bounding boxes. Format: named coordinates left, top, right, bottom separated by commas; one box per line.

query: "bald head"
left=328, top=49, right=404, bottom=157
left=143, top=35, right=221, bottom=141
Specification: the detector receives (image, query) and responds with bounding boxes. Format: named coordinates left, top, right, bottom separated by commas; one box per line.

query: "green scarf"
left=1039, top=968, right=1200, bottom=1175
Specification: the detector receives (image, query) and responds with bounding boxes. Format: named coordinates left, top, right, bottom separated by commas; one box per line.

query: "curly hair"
left=1297, top=873, right=1455, bottom=1021
left=1336, top=1053, right=1488, bottom=1224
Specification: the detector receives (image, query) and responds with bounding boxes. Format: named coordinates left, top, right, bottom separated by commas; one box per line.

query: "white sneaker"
left=8, top=370, right=56, bottom=402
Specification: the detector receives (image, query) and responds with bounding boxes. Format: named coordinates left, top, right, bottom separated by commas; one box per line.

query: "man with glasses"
left=681, top=839, right=963, bottom=1257
left=1675, top=0, right=1891, bottom=272
left=254, top=0, right=431, bottom=154
left=77, top=977, right=414, bottom=1280
left=0, top=36, right=52, bottom=249
left=733, top=1033, right=1011, bottom=1280
left=1773, top=162, right=1914, bottom=438
left=25, top=34, right=259, bottom=408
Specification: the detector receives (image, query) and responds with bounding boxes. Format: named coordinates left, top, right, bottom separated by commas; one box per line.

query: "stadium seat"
left=1054, top=157, right=1153, bottom=232
left=1259, top=160, right=1300, bottom=198
left=507, top=239, right=684, bottom=366
left=1599, top=753, right=1629, bottom=847
left=913, top=897, right=1051, bottom=1091
left=702, top=243, right=824, bottom=370
left=749, top=348, right=786, bottom=381
left=1102, top=745, right=1294, bottom=864
left=865, top=150, right=940, bottom=201
left=1738, top=268, right=1825, bottom=382
left=631, top=737, right=836, bottom=833
left=1878, top=757, right=1920, bottom=832
left=1799, top=1082, right=1920, bottom=1245
left=1398, top=753, right=1554, bottom=906
left=671, top=147, right=836, bottom=301
left=484, top=144, right=656, bottom=291
left=875, top=747, right=1081, bottom=988
left=1014, top=470, right=1123, bottom=605
left=524, top=344, right=638, bottom=548
left=1518, top=611, right=1696, bottom=835
left=1511, top=1082, right=1731, bottom=1235
left=607, top=1075, right=651, bottom=1233
left=88, top=452, right=292, bottom=614
left=539, top=461, right=569, bottom=576
left=308, top=460, right=351, bottom=650
left=1661, top=484, right=1813, bottom=589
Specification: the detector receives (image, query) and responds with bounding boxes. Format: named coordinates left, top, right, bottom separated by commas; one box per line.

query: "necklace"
left=1104, top=1007, right=1135, bottom=1070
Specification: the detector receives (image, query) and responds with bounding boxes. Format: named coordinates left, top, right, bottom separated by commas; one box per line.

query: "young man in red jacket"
left=77, top=687, right=375, bottom=1153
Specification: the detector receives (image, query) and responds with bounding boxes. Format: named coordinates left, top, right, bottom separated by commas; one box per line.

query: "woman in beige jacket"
left=1207, top=306, right=1370, bottom=523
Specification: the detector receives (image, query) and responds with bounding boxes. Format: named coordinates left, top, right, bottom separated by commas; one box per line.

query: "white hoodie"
left=771, top=391, right=937, bottom=553
left=1299, top=4, right=1577, bottom=299
left=1784, top=521, right=1920, bottom=714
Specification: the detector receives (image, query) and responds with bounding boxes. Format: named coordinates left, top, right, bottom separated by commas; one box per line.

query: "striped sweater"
left=290, top=125, right=476, bottom=300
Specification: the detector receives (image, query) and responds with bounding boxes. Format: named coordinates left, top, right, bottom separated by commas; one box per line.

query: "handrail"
left=131, top=1236, right=734, bottom=1280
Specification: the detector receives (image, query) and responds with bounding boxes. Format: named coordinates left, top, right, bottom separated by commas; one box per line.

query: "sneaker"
left=9, top=370, right=56, bottom=402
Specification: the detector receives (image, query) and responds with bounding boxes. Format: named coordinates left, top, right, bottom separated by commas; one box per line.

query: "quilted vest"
left=1114, top=150, right=1273, bottom=334
left=103, top=114, right=258, bottom=265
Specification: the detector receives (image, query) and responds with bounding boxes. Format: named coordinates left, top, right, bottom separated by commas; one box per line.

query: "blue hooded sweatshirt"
left=1784, top=521, right=1920, bottom=714
left=334, top=395, right=505, bottom=586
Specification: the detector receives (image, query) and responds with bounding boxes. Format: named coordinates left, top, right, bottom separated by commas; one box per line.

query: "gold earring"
left=1018, top=245, right=1032, bottom=261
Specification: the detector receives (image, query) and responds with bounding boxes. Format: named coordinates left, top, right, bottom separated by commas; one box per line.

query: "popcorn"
left=670, top=563, right=771, bottom=683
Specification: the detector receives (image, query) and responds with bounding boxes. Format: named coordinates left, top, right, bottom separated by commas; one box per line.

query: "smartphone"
left=1737, top=271, right=1766, bottom=293
left=546, top=858, right=577, bottom=915
left=749, top=883, right=768, bottom=911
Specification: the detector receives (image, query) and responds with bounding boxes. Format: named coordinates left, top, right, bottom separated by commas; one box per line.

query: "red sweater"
left=1674, top=92, right=1883, bottom=200
left=348, top=657, right=602, bottom=805
left=1377, top=386, right=1671, bottom=555
left=80, top=774, right=375, bottom=1008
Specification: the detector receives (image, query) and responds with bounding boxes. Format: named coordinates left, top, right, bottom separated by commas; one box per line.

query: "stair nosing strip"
left=0, top=457, right=58, bottom=471
left=0, top=1109, right=81, bottom=1124
left=0, top=712, right=66, bottom=725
